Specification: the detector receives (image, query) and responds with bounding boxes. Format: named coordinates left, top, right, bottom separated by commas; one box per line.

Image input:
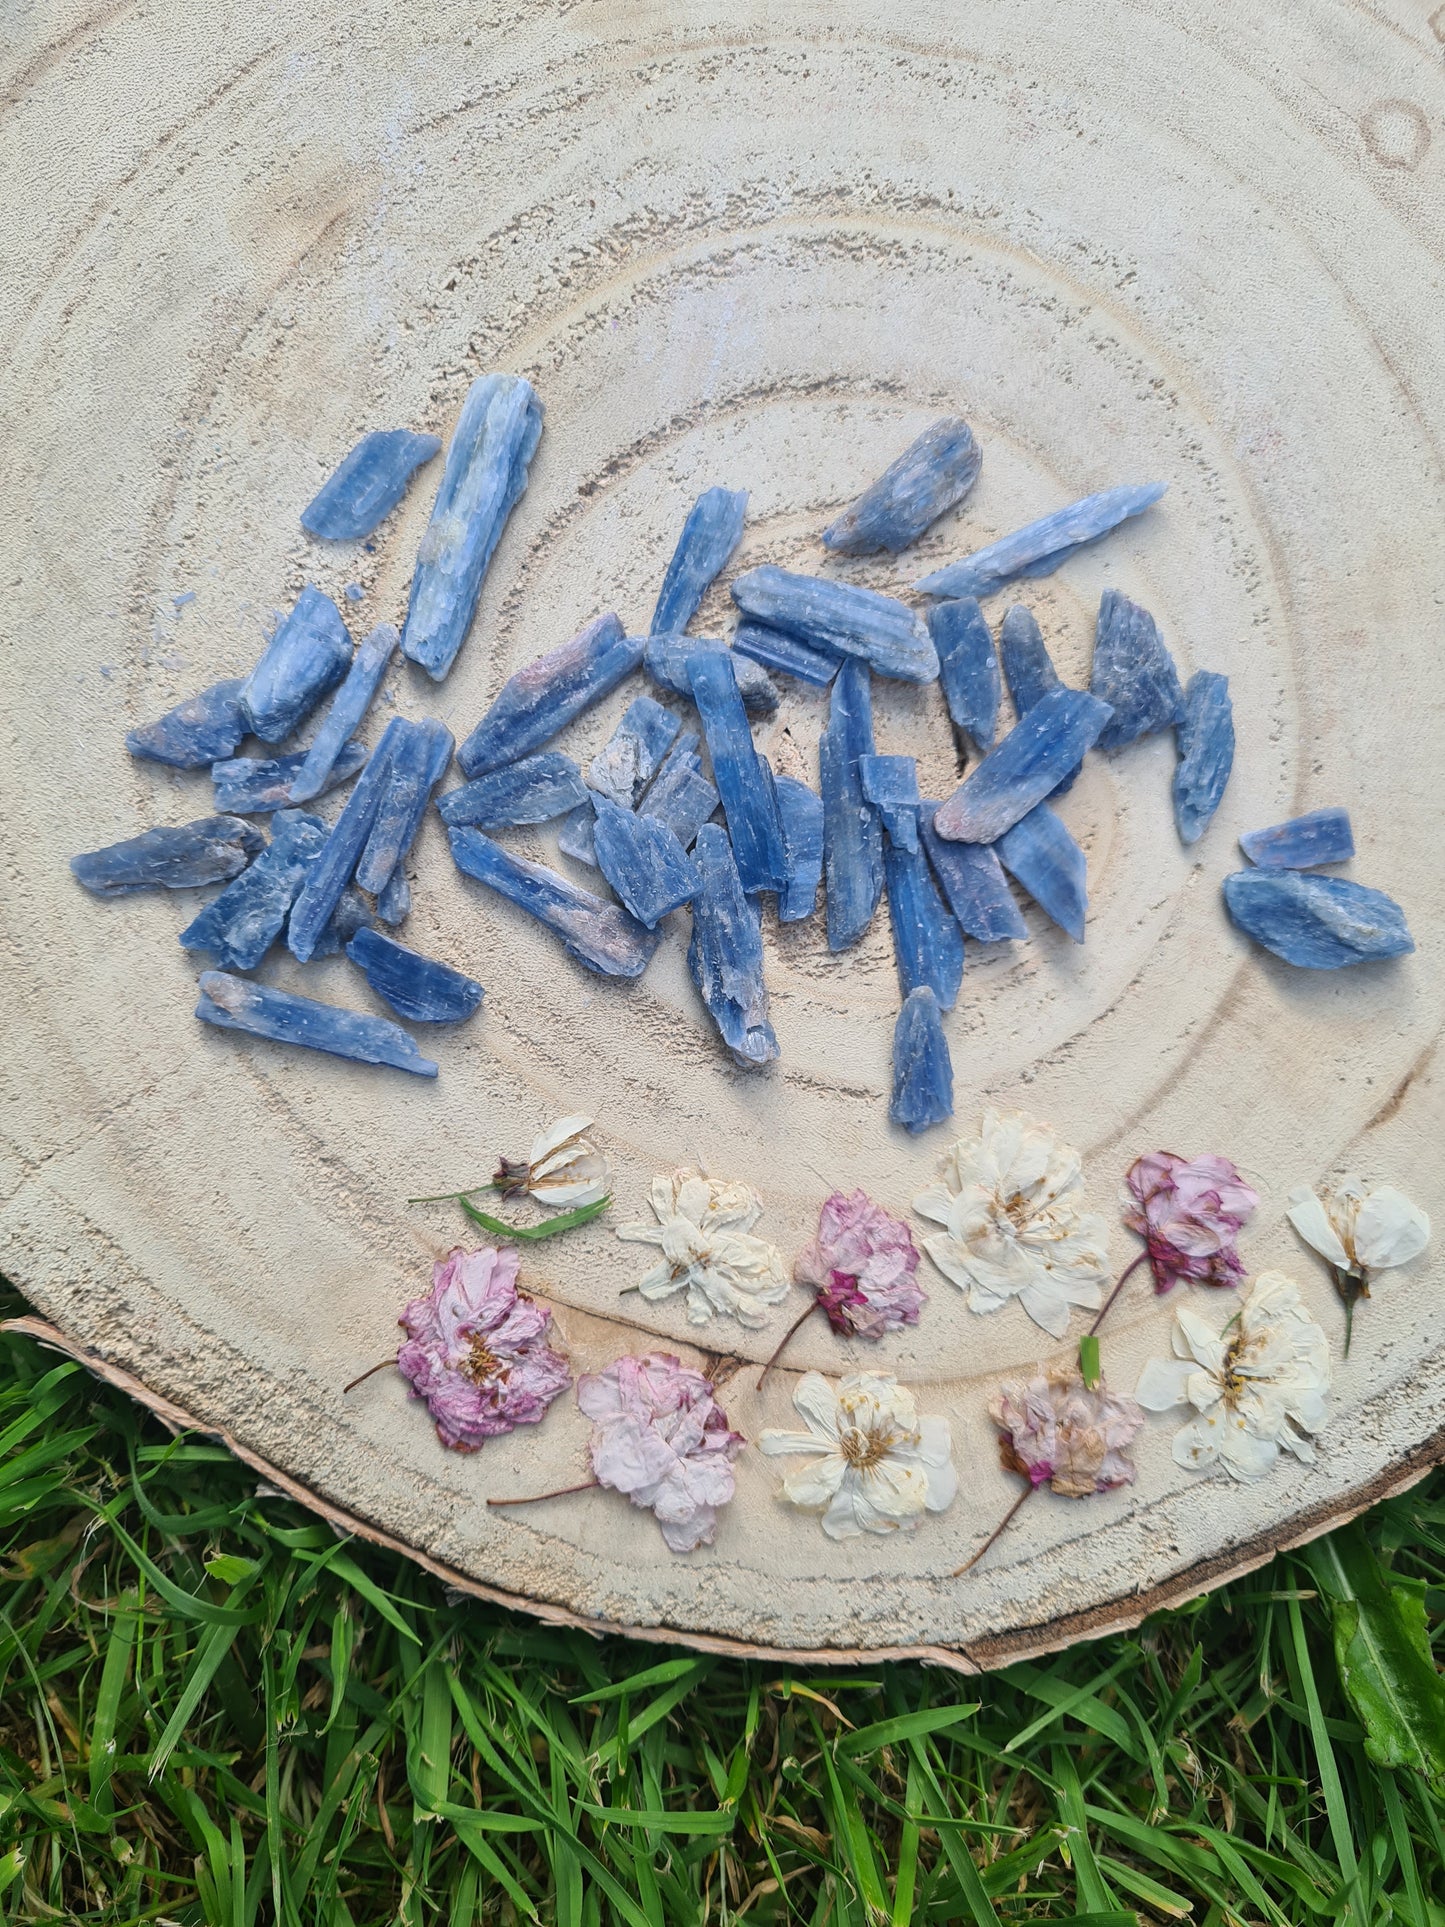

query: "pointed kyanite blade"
left=1173, top=671, right=1234, bottom=846
left=288, top=622, right=397, bottom=802
left=650, top=487, right=748, bottom=636
left=996, top=803, right=1088, bottom=942
left=458, top=614, right=641, bottom=776
left=376, top=870, right=410, bottom=925
left=914, top=482, right=1167, bottom=599
left=890, top=987, right=953, bottom=1134
left=346, top=927, right=484, bottom=1023
left=1240, top=808, right=1354, bottom=870
left=928, top=599, right=999, bottom=753
left=301, top=430, right=442, bottom=540
left=287, top=716, right=408, bottom=961
left=179, top=809, right=326, bottom=970
left=213, top=742, right=367, bottom=814
left=731, top=566, right=938, bottom=683
left=819, top=657, right=884, bottom=951
left=641, top=734, right=719, bottom=853
left=1090, top=589, right=1184, bottom=750
left=240, top=586, right=353, bottom=743
left=824, top=416, right=981, bottom=555
left=774, top=774, right=823, bottom=922
left=592, top=796, right=700, bottom=928
left=71, top=816, right=264, bottom=896
left=732, top=621, right=839, bottom=688
left=587, top=697, right=681, bottom=807
left=1000, top=604, right=1063, bottom=716
left=884, top=840, right=965, bottom=1009
left=933, top=688, right=1113, bottom=844
left=859, top=754, right=922, bottom=853
left=400, top=374, right=543, bottom=680
left=127, top=679, right=247, bottom=768
left=687, top=650, right=788, bottom=895
left=438, top=752, right=588, bottom=829
left=687, top=823, right=779, bottom=1069
left=356, top=720, right=453, bottom=894
left=920, top=804, right=1027, bottom=941
left=448, top=826, right=661, bottom=978
left=196, top=970, right=437, bottom=1077
left=645, top=634, right=778, bottom=716
left=1223, top=870, right=1412, bottom=968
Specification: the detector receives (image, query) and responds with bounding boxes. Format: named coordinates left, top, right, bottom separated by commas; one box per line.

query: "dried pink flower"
left=575, top=1353, right=744, bottom=1552
left=397, top=1245, right=571, bottom=1452
left=793, top=1190, right=926, bottom=1338
left=989, top=1365, right=1144, bottom=1499
left=1122, top=1151, right=1258, bottom=1294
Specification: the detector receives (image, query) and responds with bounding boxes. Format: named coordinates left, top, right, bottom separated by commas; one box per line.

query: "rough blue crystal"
left=1172, top=671, right=1234, bottom=846
left=884, top=841, right=965, bottom=1010
left=309, top=885, right=374, bottom=958
left=288, top=716, right=407, bottom=961
left=438, top=752, right=587, bottom=829
left=376, top=870, right=411, bottom=925
left=732, top=620, right=840, bottom=688
left=239, top=586, right=353, bottom=743
left=458, top=614, right=641, bottom=776
left=179, top=809, right=326, bottom=970
left=819, top=658, right=884, bottom=951
left=301, top=430, right=442, bottom=541
left=1239, top=808, right=1354, bottom=870
left=687, top=824, right=779, bottom=1069
left=890, top=987, right=953, bottom=1134
left=731, top=566, right=938, bottom=683
left=687, top=650, right=788, bottom=895
left=645, top=633, right=779, bottom=717
left=823, top=417, right=981, bottom=555
left=859, top=754, right=922, bottom=853
left=914, top=483, right=1168, bottom=599
left=1223, top=870, right=1412, bottom=969
left=196, top=970, right=437, bottom=1077
left=650, top=487, right=748, bottom=636
left=448, top=826, right=661, bottom=978
left=919, top=804, right=1027, bottom=942
left=928, top=599, right=999, bottom=754
left=996, top=804, right=1088, bottom=942
left=587, top=697, right=681, bottom=807
left=999, top=604, right=1062, bottom=716
left=127, top=679, right=247, bottom=768
left=640, top=750, right=718, bottom=853
left=212, top=741, right=367, bottom=814
left=557, top=802, right=599, bottom=866
left=400, top=374, right=543, bottom=680
left=774, top=775, right=824, bottom=923
left=346, top=927, right=484, bottom=1023
left=1090, top=590, right=1184, bottom=750
left=71, top=816, right=264, bottom=896
left=932, top=689, right=1113, bottom=844
left=592, top=796, right=700, bottom=928
left=288, top=622, right=396, bottom=802
left=356, top=720, right=452, bottom=894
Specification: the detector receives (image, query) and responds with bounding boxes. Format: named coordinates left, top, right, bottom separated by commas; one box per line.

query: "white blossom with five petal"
left=617, top=1170, right=788, bottom=1327
left=758, top=1372, right=957, bottom=1539
left=496, top=1115, right=610, bottom=1208
left=1286, top=1178, right=1430, bottom=1280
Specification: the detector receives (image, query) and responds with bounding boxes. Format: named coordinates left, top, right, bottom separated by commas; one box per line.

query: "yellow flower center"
left=1003, top=1190, right=1033, bottom=1229
left=839, top=1425, right=895, bottom=1470
left=466, top=1336, right=504, bottom=1384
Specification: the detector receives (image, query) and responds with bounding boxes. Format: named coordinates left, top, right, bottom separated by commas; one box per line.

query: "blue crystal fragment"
left=819, top=658, right=884, bottom=951
left=731, top=566, right=938, bottom=683
left=1223, top=869, right=1412, bottom=969
left=346, top=927, right=483, bottom=1023
left=301, top=430, right=442, bottom=541
left=823, top=417, right=981, bottom=555
left=640, top=754, right=718, bottom=854
left=288, top=622, right=396, bottom=802
left=196, top=970, right=437, bottom=1077
left=890, top=987, right=953, bottom=1134
left=1240, top=808, right=1354, bottom=870
left=588, top=697, right=681, bottom=807
left=240, top=585, right=353, bottom=743
left=592, top=796, right=700, bottom=928
left=448, top=826, right=661, bottom=978
left=1091, top=590, right=1184, bottom=750
left=376, top=870, right=410, bottom=925
left=919, top=804, right=1027, bottom=941
left=179, top=809, right=326, bottom=970
left=914, top=483, right=1168, bottom=599
left=71, top=816, right=264, bottom=896
left=400, top=374, right=543, bottom=680
left=1172, top=671, right=1234, bottom=846
left=645, top=633, right=779, bottom=717
left=309, top=885, right=374, bottom=958
left=1000, top=604, right=1062, bottom=716
left=687, top=824, right=779, bottom=1069
left=884, top=840, right=965, bottom=1010
left=859, top=754, right=922, bottom=852
left=213, top=741, right=367, bottom=814
left=288, top=716, right=408, bottom=961
left=732, top=620, right=840, bottom=687
left=774, top=774, right=824, bottom=923
left=127, top=679, right=247, bottom=768
left=438, top=752, right=587, bottom=829
left=356, top=720, right=452, bottom=894
left=996, top=803, right=1088, bottom=942
left=932, top=689, right=1113, bottom=844
left=557, top=801, right=598, bottom=866
left=650, top=487, right=747, bottom=636
left=928, top=599, right=999, bottom=753
left=687, top=650, right=788, bottom=895
left=458, top=614, right=641, bottom=776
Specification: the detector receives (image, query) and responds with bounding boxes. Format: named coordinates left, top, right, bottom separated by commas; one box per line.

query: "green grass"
left=2, top=1291, right=1444, bottom=1927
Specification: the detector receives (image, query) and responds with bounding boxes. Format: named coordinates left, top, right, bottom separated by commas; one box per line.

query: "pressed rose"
left=794, top=1190, right=926, bottom=1338
left=990, top=1366, right=1144, bottom=1498
left=617, top=1170, right=788, bottom=1327
left=494, top=1114, right=610, bottom=1207
left=575, top=1352, right=744, bottom=1552
left=758, top=1371, right=957, bottom=1539
left=1122, top=1151, right=1258, bottom=1294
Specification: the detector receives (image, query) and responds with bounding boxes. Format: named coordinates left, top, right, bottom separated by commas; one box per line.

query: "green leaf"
left=204, top=1553, right=257, bottom=1585
left=459, top=1194, right=611, bottom=1241
left=1078, top=1334, right=1101, bottom=1390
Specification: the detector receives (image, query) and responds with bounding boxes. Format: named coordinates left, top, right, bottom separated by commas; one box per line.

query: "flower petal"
left=1353, top=1186, right=1430, bottom=1271
left=1285, top=1186, right=1352, bottom=1270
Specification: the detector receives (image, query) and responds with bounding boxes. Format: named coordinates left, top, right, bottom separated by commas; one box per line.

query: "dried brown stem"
left=486, top=1479, right=600, bottom=1509
left=342, top=1357, right=397, bottom=1396
left=757, top=1300, right=819, bottom=1390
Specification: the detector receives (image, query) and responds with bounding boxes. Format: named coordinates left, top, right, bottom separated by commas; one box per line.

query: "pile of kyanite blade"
left=71, top=379, right=1413, bottom=1123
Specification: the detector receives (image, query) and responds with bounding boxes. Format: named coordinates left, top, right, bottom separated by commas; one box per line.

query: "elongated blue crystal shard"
left=346, top=927, right=483, bottom=1023
left=448, top=826, right=660, bottom=978
left=1223, top=870, right=1412, bottom=968
left=376, top=870, right=410, bottom=925
left=774, top=775, right=824, bottom=922
left=288, top=622, right=396, bottom=802
left=732, top=621, right=840, bottom=688
left=71, top=816, right=264, bottom=896
left=310, top=885, right=374, bottom=958
left=437, top=752, right=587, bottom=829
left=213, top=742, right=367, bottom=814
left=196, top=970, right=437, bottom=1077
left=919, top=805, right=1027, bottom=941
left=999, top=604, right=1062, bottom=716
left=400, top=374, right=543, bottom=680
left=127, top=679, right=247, bottom=768
left=687, top=824, right=779, bottom=1069
left=1172, top=671, right=1234, bottom=846
left=301, top=430, right=442, bottom=541
left=356, top=720, right=452, bottom=894
left=645, top=633, right=778, bottom=717
left=914, top=483, right=1168, bottom=600
left=891, top=987, right=953, bottom=1134
left=458, top=614, right=640, bottom=776
left=1091, top=590, right=1184, bottom=750
left=928, top=599, right=999, bottom=754
left=287, top=717, right=407, bottom=961
left=587, top=697, right=681, bottom=807
left=731, top=566, right=938, bottom=683
left=592, top=796, right=700, bottom=928
left=884, top=841, right=964, bottom=1009
left=651, top=487, right=747, bottom=636
left=240, top=586, right=353, bottom=743
left=932, top=689, right=1113, bottom=844
left=640, top=747, right=718, bottom=853
left=824, top=417, right=981, bottom=555
left=687, top=651, right=788, bottom=895
left=859, top=754, right=922, bottom=853
left=996, top=803, right=1088, bottom=942
left=820, top=658, right=884, bottom=951
left=1240, top=808, right=1354, bottom=870
left=179, top=809, right=326, bottom=970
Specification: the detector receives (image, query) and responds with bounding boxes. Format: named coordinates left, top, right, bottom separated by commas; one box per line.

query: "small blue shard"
left=1091, top=590, right=1184, bottom=750
left=1224, top=870, right=1412, bottom=969
left=438, top=752, right=587, bottom=829
left=1000, top=604, right=1063, bottom=717
left=179, top=808, right=326, bottom=970
left=356, top=720, right=452, bottom=895
left=301, top=430, right=442, bottom=541
left=732, top=620, right=839, bottom=688
left=309, top=885, right=374, bottom=958
left=884, top=841, right=965, bottom=1011
left=929, top=599, right=999, bottom=756
left=127, top=679, right=247, bottom=768
left=890, top=987, right=953, bottom=1135
left=919, top=805, right=1027, bottom=942
left=1172, top=671, right=1234, bottom=846
left=820, top=658, right=884, bottom=951
left=288, top=716, right=409, bottom=961
left=448, top=826, right=661, bottom=979
left=650, top=487, right=747, bottom=636
left=731, top=565, right=938, bottom=683
left=774, top=774, right=823, bottom=923
left=587, top=697, right=681, bottom=807
left=687, top=824, right=779, bottom=1069
left=376, top=870, right=410, bottom=925
left=592, top=796, right=700, bottom=928
left=859, top=754, right=922, bottom=853
left=687, top=650, right=788, bottom=895
left=823, top=416, right=981, bottom=555
left=71, top=815, right=264, bottom=896
left=346, top=927, right=484, bottom=1024
left=1240, top=807, right=1354, bottom=870
left=640, top=751, right=718, bottom=854
left=914, top=482, right=1167, bottom=600
left=996, top=803, right=1088, bottom=943
left=288, top=622, right=396, bottom=802
left=645, top=633, right=778, bottom=716
left=557, top=801, right=598, bottom=866
left=458, top=614, right=641, bottom=776
left=213, top=741, right=367, bottom=814
left=240, top=585, right=353, bottom=743
left=196, top=970, right=437, bottom=1078
left=933, top=688, right=1113, bottom=844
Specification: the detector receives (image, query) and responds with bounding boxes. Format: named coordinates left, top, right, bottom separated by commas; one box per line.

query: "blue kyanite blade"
left=287, top=716, right=409, bottom=961
left=819, top=657, right=884, bottom=951
left=919, top=804, right=1027, bottom=942
left=195, top=970, right=437, bottom=1077
left=1172, top=671, right=1234, bottom=846
left=71, top=816, right=264, bottom=896
left=687, top=650, right=788, bottom=895
left=437, top=752, right=588, bottom=829
left=179, top=808, right=326, bottom=970
left=301, top=429, right=442, bottom=541
left=650, top=487, right=748, bottom=636
left=213, top=741, right=367, bottom=814
left=884, top=839, right=965, bottom=1010
left=644, top=633, right=779, bottom=717
left=774, top=774, right=824, bottom=923
left=928, top=599, right=1000, bottom=754
left=732, top=621, right=840, bottom=688
left=239, top=585, right=353, bottom=743
left=346, top=927, right=484, bottom=1024
left=1223, top=869, right=1412, bottom=968
left=890, top=987, right=954, bottom=1135
left=592, top=796, right=701, bottom=928
left=376, top=870, right=410, bottom=925
left=999, top=604, right=1062, bottom=716
left=640, top=757, right=718, bottom=854
left=458, top=614, right=641, bottom=776
left=859, top=754, right=922, bottom=853
left=687, top=823, right=779, bottom=1069
left=1090, top=589, right=1184, bottom=750
left=823, top=416, right=981, bottom=556
left=914, top=482, right=1167, bottom=599
left=288, top=622, right=397, bottom=802
left=310, top=885, right=374, bottom=958
left=730, top=565, right=938, bottom=683
left=400, top=374, right=543, bottom=680
left=1239, top=807, right=1354, bottom=870
left=557, top=801, right=598, bottom=865
left=932, top=688, right=1113, bottom=845
left=587, top=697, right=682, bottom=807
left=127, top=679, right=248, bottom=768
left=448, top=826, right=661, bottom=978
left=996, top=803, right=1088, bottom=942
left=356, top=720, right=453, bottom=894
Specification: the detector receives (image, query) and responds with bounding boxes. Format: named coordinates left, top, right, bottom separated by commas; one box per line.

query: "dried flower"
left=1288, top=1178, right=1429, bottom=1279
left=575, top=1352, right=744, bottom=1552
left=617, top=1170, right=788, bottom=1327
left=397, top=1246, right=571, bottom=1452
left=912, top=1110, right=1110, bottom=1337
left=1135, top=1272, right=1331, bottom=1481
left=758, top=1371, right=957, bottom=1538
left=494, top=1114, right=610, bottom=1207
left=1122, top=1151, right=1258, bottom=1293
left=990, top=1365, right=1144, bottom=1498
left=794, top=1190, right=927, bottom=1338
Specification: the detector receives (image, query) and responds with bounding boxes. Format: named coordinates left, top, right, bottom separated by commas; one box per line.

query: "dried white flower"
left=617, top=1169, right=788, bottom=1327
left=1135, top=1272, right=1332, bottom=1482
left=912, top=1109, right=1110, bottom=1337
left=1287, top=1178, right=1430, bottom=1279
left=495, top=1115, right=610, bottom=1208
left=758, top=1371, right=957, bottom=1539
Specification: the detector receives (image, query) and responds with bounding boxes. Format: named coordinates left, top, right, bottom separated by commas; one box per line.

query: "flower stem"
left=407, top=1183, right=500, bottom=1204
left=1086, top=1250, right=1149, bottom=1337
left=757, top=1300, right=818, bottom=1390
left=487, top=1479, right=600, bottom=1509
left=342, top=1357, right=396, bottom=1396
left=953, top=1485, right=1035, bottom=1577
